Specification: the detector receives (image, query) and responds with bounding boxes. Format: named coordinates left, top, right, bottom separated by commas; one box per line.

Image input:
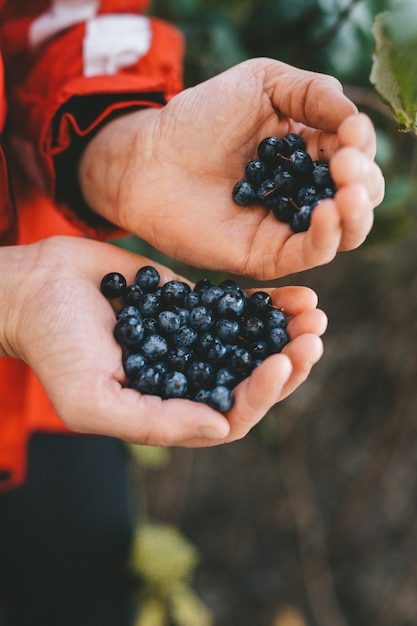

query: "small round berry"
left=217, top=291, right=246, bottom=319
left=248, top=291, right=272, bottom=315
left=183, top=291, right=201, bottom=310
left=129, top=365, right=162, bottom=395
left=296, top=185, right=319, bottom=207
left=287, top=150, right=313, bottom=178
left=312, top=160, right=333, bottom=187
left=200, top=285, right=225, bottom=309
left=240, top=316, right=265, bottom=341
left=161, top=280, right=191, bottom=306
left=282, top=133, right=306, bottom=156
left=172, top=306, right=191, bottom=327
left=257, top=179, right=276, bottom=205
left=194, top=278, right=215, bottom=294
left=249, top=340, right=269, bottom=361
left=216, top=318, right=240, bottom=343
left=123, top=353, right=147, bottom=378
left=257, top=136, right=284, bottom=168
left=267, top=327, right=290, bottom=353
left=189, top=305, right=216, bottom=332
left=265, top=308, right=288, bottom=330
left=187, top=360, right=215, bottom=390
left=135, top=266, right=160, bottom=291
left=227, top=346, right=253, bottom=375
left=141, top=333, right=169, bottom=362
left=244, top=159, right=268, bottom=187
left=215, top=367, right=238, bottom=389
left=166, top=346, right=193, bottom=372
left=139, top=292, right=162, bottom=317
left=208, top=385, right=234, bottom=413
left=205, top=336, right=229, bottom=365
left=123, top=284, right=143, bottom=306
left=100, top=272, right=127, bottom=298
left=290, top=205, right=313, bottom=233
left=114, top=315, right=144, bottom=349
left=157, top=310, right=182, bottom=334
left=117, top=305, right=142, bottom=321
left=274, top=169, right=297, bottom=196
left=218, top=278, right=241, bottom=294
left=172, top=325, right=199, bottom=348
left=162, top=371, right=188, bottom=399
left=271, top=196, right=297, bottom=223
left=232, top=180, right=256, bottom=205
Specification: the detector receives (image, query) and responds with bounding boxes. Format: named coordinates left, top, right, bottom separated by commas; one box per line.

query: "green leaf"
left=370, top=9, right=417, bottom=134
left=130, top=523, right=199, bottom=586
left=129, top=444, right=171, bottom=470
left=135, top=597, right=167, bottom=626
left=167, top=582, right=213, bottom=626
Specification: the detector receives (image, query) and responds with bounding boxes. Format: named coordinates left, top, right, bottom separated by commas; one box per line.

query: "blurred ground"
left=139, top=226, right=417, bottom=626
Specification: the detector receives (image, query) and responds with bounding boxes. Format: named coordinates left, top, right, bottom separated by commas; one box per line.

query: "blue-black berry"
left=208, top=385, right=234, bottom=412
left=102, top=265, right=292, bottom=414
left=162, top=371, right=188, bottom=399
left=232, top=180, right=256, bottom=206
left=114, top=315, right=144, bottom=350
left=232, top=132, right=337, bottom=232
left=100, top=272, right=127, bottom=299
left=135, top=266, right=160, bottom=291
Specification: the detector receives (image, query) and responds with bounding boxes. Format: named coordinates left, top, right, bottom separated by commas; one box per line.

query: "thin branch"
left=311, top=0, right=364, bottom=50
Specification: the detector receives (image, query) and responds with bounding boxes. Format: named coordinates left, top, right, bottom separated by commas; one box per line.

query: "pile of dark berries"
left=232, top=132, right=337, bottom=232
left=100, top=265, right=291, bottom=413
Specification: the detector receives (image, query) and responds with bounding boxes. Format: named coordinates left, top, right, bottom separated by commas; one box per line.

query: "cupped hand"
left=3, top=235, right=326, bottom=446
left=79, top=57, right=385, bottom=280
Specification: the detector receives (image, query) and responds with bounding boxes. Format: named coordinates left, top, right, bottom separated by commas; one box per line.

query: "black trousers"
left=0, top=433, right=136, bottom=626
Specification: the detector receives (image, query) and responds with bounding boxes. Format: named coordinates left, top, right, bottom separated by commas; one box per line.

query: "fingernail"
left=198, top=423, right=229, bottom=440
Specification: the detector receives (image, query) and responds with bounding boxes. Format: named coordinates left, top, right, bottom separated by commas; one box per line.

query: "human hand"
left=1, top=236, right=326, bottom=446
left=79, top=57, right=384, bottom=280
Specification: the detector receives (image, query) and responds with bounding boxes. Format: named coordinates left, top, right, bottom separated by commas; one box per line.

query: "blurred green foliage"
left=130, top=521, right=213, bottom=626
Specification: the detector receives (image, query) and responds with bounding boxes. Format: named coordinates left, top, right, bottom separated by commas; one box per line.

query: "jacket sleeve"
left=0, top=1, right=185, bottom=238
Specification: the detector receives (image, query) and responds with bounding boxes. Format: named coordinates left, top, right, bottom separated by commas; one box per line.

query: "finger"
left=300, top=199, right=343, bottom=268
left=63, top=379, right=232, bottom=445
left=331, top=147, right=385, bottom=207
left=65, top=237, right=191, bottom=287
left=244, top=285, right=319, bottom=315
left=287, top=308, right=328, bottom=338
left=271, top=286, right=319, bottom=315
left=279, top=333, right=324, bottom=400
left=224, top=352, right=293, bottom=441
left=337, top=112, right=377, bottom=158
left=267, top=200, right=342, bottom=277
left=334, top=183, right=375, bottom=251
left=134, top=353, right=294, bottom=448
left=263, top=59, right=357, bottom=131
left=220, top=328, right=324, bottom=440
left=288, top=114, right=378, bottom=168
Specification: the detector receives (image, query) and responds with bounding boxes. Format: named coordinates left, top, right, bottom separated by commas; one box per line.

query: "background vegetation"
left=123, top=2, right=417, bottom=624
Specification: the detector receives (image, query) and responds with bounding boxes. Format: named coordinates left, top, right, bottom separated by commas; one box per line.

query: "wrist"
left=78, top=107, right=161, bottom=229
left=0, top=243, right=36, bottom=359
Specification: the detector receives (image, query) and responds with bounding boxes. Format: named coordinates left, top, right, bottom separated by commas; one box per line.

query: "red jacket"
left=0, top=0, right=184, bottom=491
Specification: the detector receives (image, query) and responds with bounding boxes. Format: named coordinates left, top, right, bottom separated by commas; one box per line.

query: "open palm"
left=7, top=235, right=326, bottom=446
left=83, top=58, right=384, bottom=280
